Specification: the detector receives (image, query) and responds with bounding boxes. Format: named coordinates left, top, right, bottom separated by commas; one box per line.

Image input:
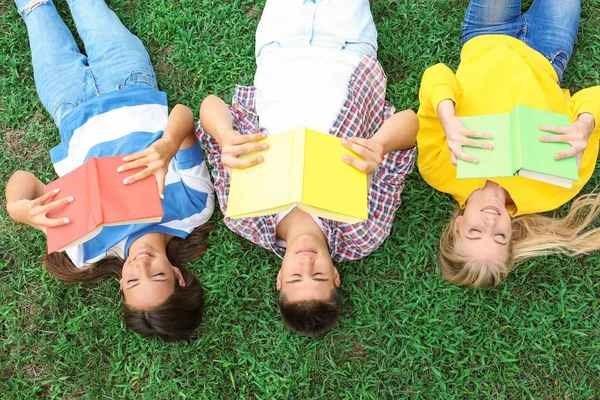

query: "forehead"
left=282, top=279, right=334, bottom=302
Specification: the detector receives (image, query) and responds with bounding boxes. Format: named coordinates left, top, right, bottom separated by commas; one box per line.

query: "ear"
left=119, top=278, right=124, bottom=291
left=333, top=267, right=341, bottom=288
left=453, top=215, right=463, bottom=232
left=173, top=267, right=186, bottom=287
left=276, top=268, right=282, bottom=291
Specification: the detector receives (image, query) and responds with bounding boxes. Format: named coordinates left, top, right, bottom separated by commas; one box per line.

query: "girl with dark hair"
left=5, top=0, right=214, bottom=340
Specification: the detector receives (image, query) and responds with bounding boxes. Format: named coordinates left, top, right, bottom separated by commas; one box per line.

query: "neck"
left=276, top=208, right=326, bottom=244
left=128, top=232, right=170, bottom=256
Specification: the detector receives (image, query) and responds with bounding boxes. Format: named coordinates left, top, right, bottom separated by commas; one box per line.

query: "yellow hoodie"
left=417, top=35, right=600, bottom=216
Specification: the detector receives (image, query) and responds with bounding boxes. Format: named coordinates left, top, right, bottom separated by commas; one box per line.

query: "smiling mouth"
left=481, top=206, right=500, bottom=216
left=133, top=251, right=153, bottom=260
left=296, top=248, right=316, bottom=254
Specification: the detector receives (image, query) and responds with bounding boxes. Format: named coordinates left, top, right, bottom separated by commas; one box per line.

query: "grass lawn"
left=1, top=0, right=600, bottom=398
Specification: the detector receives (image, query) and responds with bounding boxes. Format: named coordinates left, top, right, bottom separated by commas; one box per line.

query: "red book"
left=45, top=155, right=163, bottom=253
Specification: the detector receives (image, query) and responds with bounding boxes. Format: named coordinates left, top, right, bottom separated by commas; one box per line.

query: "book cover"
left=457, top=105, right=578, bottom=188
left=45, top=155, right=163, bottom=253
left=226, top=127, right=368, bottom=223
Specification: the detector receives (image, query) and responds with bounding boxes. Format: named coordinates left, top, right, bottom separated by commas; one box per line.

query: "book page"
left=301, top=129, right=368, bottom=222
left=514, top=105, right=578, bottom=182
left=226, top=131, right=295, bottom=218
left=457, top=113, right=514, bottom=179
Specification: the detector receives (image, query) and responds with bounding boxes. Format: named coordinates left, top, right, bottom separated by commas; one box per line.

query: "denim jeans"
left=461, top=0, right=581, bottom=82
left=255, top=0, right=378, bottom=64
left=15, top=0, right=157, bottom=127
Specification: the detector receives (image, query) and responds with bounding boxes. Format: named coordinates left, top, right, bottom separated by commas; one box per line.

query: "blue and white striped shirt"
left=51, top=87, right=214, bottom=267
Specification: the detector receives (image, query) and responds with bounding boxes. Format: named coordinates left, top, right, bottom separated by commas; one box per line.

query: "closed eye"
left=153, top=273, right=165, bottom=277
left=127, top=279, right=138, bottom=284
left=495, top=233, right=506, bottom=239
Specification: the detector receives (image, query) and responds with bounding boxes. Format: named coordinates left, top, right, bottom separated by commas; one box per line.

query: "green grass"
left=1, top=0, right=600, bottom=398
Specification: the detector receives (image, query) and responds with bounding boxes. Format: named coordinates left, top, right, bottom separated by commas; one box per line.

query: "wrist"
left=215, top=127, right=237, bottom=147
left=578, top=113, right=595, bottom=136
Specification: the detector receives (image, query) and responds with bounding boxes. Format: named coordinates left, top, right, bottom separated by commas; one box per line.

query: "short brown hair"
left=279, top=289, right=340, bottom=336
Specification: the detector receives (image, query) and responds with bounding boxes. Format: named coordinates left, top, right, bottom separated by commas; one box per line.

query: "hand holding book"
left=341, top=137, right=384, bottom=179
left=7, top=187, right=72, bottom=233
left=219, top=131, right=268, bottom=175
left=437, top=99, right=493, bottom=165
left=540, top=113, right=596, bottom=169
left=117, top=137, right=178, bottom=199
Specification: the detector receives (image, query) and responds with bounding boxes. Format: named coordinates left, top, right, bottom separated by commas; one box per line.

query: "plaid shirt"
left=197, top=56, right=415, bottom=261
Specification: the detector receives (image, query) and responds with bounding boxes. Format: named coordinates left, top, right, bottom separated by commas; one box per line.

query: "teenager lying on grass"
left=5, top=0, right=214, bottom=341
left=417, top=0, right=600, bottom=288
left=198, top=0, right=418, bottom=336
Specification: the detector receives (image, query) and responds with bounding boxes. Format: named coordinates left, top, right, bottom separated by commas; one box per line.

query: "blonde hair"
left=440, top=193, right=600, bottom=288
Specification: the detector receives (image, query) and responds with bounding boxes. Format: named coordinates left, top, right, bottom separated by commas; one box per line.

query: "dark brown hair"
left=279, top=289, right=340, bottom=336
left=43, top=223, right=213, bottom=341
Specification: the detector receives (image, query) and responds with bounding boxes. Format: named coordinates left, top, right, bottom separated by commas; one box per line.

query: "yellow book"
left=226, top=127, right=368, bottom=223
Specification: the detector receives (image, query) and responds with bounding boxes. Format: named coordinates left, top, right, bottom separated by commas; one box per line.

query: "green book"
left=457, top=105, right=578, bottom=188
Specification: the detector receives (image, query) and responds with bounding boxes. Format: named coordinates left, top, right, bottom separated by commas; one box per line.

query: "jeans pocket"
left=120, top=71, right=158, bottom=90
left=53, top=100, right=79, bottom=127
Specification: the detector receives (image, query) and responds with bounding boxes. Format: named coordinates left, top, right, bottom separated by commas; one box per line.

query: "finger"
left=462, top=138, right=493, bottom=150
left=342, top=154, right=376, bottom=174
left=450, top=152, right=457, bottom=166
left=456, top=150, right=478, bottom=164
left=464, top=130, right=493, bottom=140
left=343, top=137, right=373, bottom=151
left=229, top=142, right=269, bottom=156
left=554, top=148, right=578, bottom=160
left=539, top=134, right=569, bottom=143
left=223, top=155, right=264, bottom=170
left=37, top=188, right=61, bottom=204
left=123, top=168, right=152, bottom=185
left=342, top=138, right=382, bottom=159
left=117, top=158, right=148, bottom=173
left=39, top=196, right=74, bottom=214
left=539, top=125, right=570, bottom=134
left=228, top=132, right=267, bottom=146
left=121, top=152, right=144, bottom=162
left=342, top=140, right=377, bottom=162
left=43, top=216, right=71, bottom=227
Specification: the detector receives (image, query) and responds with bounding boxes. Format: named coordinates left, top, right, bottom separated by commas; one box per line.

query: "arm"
left=199, top=95, right=267, bottom=175
left=6, top=171, right=71, bottom=233
left=118, top=104, right=198, bottom=197
left=372, top=109, right=419, bottom=153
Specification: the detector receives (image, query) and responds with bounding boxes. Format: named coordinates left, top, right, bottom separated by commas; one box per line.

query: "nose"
left=298, top=254, right=315, bottom=266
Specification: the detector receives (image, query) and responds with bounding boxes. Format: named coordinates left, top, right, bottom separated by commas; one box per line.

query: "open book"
left=45, top=155, right=163, bottom=253
left=457, top=105, right=578, bottom=188
left=226, top=127, right=368, bottom=223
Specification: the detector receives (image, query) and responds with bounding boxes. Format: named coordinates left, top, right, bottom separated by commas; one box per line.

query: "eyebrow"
left=465, top=236, right=508, bottom=246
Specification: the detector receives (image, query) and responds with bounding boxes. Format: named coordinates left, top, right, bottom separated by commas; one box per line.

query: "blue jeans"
left=15, top=0, right=157, bottom=127
left=462, top=0, right=581, bottom=82
left=255, top=0, right=378, bottom=64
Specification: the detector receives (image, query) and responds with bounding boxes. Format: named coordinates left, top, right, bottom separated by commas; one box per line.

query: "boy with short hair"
left=198, top=0, right=418, bottom=335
